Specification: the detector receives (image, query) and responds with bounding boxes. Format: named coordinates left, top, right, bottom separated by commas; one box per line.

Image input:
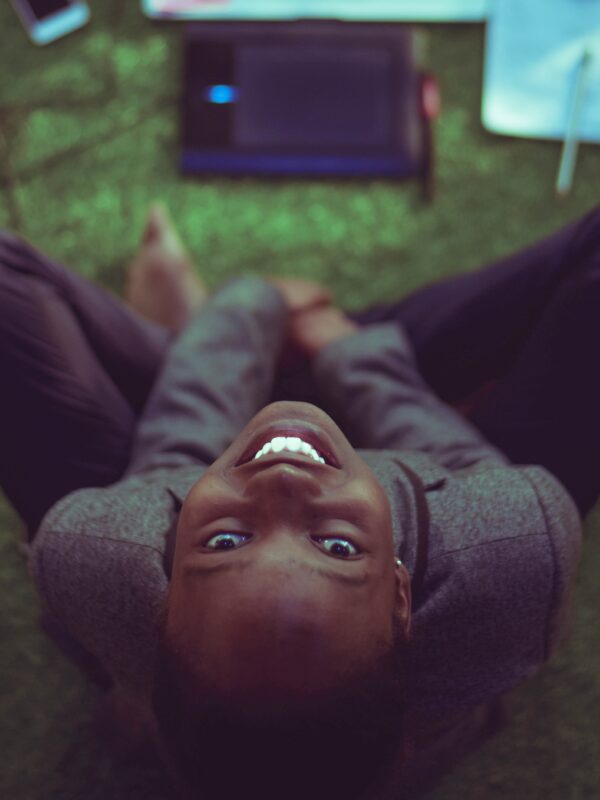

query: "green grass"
left=1, top=2, right=599, bottom=798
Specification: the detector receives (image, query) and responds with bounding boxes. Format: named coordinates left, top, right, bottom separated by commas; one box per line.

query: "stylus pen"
left=555, top=48, right=593, bottom=197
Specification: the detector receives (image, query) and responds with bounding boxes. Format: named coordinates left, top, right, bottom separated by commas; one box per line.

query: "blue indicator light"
left=204, top=85, right=239, bottom=104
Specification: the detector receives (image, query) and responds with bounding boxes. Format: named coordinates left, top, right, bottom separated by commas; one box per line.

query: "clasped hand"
left=267, top=277, right=359, bottom=374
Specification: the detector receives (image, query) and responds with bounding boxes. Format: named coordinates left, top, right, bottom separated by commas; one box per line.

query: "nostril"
left=244, top=462, right=323, bottom=497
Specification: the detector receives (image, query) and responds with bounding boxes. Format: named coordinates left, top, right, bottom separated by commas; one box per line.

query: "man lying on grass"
left=3, top=204, right=595, bottom=798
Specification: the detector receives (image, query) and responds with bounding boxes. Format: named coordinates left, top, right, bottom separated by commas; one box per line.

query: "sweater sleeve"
left=407, top=461, right=583, bottom=717
left=27, top=467, right=189, bottom=697
left=126, top=276, right=288, bottom=475
left=521, top=465, right=583, bottom=659
left=312, top=321, right=508, bottom=469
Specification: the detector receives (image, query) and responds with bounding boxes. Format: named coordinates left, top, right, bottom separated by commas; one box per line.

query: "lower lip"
left=236, top=425, right=340, bottom=468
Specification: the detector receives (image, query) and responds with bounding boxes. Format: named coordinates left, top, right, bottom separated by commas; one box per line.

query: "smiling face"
left=167, top=401, right=411, bottom=714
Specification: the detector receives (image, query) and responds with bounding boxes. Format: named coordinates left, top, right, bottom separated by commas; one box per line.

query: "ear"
left=393, top=563, right=412, bottom=638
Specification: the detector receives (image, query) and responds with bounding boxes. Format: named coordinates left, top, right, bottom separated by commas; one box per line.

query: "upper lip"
left=236, top=427, right=341, bottom=469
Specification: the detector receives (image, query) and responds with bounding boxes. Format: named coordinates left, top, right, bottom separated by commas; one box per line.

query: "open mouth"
left=236, top=427, right=341, bottom=469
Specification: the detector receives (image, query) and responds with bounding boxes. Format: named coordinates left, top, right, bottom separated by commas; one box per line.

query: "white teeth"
left=253, top=441, right=272, bottom=460
left=252, top=436, right=326, bottom=464
left=271, top=437, right=286, bottom=453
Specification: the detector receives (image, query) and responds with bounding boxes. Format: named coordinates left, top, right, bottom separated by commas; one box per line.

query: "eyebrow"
left=184, top=558, right=370, bottom=587
left=186, top=499, right=376, bottom=534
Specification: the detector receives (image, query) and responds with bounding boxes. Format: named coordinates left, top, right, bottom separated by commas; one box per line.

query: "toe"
left=142, top=203, right=172, bottom=245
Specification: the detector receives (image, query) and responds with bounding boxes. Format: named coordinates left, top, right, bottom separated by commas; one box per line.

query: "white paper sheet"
left=482, top=0, right=600, bottom=142
left=141, top=0, right=490, bottom=22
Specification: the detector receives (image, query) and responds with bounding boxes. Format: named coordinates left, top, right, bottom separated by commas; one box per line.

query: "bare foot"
left=125, top=203, right=209, bottom=333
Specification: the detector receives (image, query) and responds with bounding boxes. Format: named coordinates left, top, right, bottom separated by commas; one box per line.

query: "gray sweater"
left=28, top=277, right=582, bottom=771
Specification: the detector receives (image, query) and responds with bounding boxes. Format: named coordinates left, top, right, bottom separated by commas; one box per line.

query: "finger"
left=289, top=295, right=332, bottom=314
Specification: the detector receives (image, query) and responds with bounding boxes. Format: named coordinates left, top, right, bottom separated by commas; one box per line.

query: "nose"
left=243, top=462, right=322, bottom=503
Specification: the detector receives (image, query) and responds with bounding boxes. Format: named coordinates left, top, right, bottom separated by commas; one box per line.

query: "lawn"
left=1, top=2, right=599, bottom=798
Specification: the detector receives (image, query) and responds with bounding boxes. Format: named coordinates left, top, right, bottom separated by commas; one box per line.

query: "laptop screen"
left=233, top=43, right=394, bottom=150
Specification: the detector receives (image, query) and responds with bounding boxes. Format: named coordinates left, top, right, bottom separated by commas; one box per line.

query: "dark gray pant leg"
left=349, top=205, right=600, bottom=405
left=0, top=232, right=169, bottom=534
left=349, top=205, right=600, bottom=516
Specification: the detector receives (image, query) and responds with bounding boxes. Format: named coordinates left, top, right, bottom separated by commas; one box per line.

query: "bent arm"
left=312, top=321, right=508, bottom=469
left=126, top=276, right=288, bottom=475
left=522, top=465, right=583, bottom=658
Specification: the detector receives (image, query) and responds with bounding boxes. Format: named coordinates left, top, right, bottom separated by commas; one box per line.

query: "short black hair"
left=151, top=612, right=411, bottom=800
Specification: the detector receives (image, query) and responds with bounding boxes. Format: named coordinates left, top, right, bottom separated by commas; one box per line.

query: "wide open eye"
left=203, top=533, right=359, bottom=558
left=316, top=537, right=359, bottom=558
left=204, top=532, right=250, bottom=550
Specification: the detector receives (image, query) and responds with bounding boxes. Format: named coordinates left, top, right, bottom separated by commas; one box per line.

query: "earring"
left=395, top=558, right=402, bottom=566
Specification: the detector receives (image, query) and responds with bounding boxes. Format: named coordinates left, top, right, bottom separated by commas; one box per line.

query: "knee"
left=568, top=203, right=600, bottom=265
left=0, top=235, right=28, bottom=293
left=0, top=231, right=55, bottom=295
left=562, top=272, right=600, bottom=306
left=552, top=265, right=600, bottom=328
left=0, top=231, right=30, bottom=275
left=0, top=234, right=53, bottom=320
left=0, top=229, right=29, bottom=256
